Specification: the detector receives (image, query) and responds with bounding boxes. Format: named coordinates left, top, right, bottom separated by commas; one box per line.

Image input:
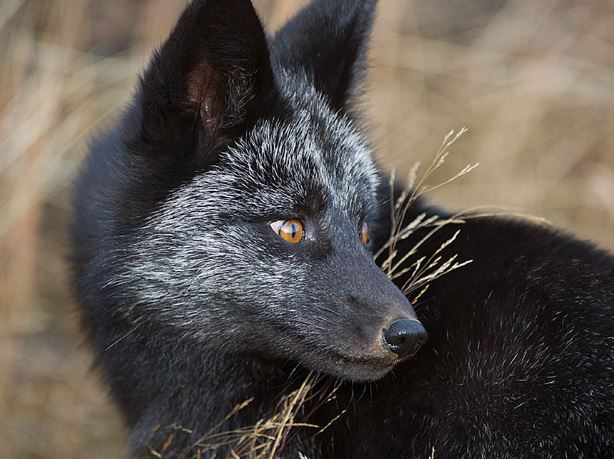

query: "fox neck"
left=101, top=323, right=308, bottom=456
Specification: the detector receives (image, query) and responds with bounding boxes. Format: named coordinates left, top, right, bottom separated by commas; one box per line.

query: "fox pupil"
left=279, top=219, right=303, bottom=243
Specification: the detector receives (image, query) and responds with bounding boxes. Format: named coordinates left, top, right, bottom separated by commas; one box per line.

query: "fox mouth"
left=326, top=351, right=401, bottom=381
left=320, top=343, right=424, bottom=382
left=334, top=352, right=394, bottom=366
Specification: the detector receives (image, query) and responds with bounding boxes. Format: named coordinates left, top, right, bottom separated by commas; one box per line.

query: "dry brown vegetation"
left=1, top=0, right=613, bottom=457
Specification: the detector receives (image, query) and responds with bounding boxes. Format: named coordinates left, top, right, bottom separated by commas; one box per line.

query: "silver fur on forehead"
left=159, top=76, right=378, bottom=223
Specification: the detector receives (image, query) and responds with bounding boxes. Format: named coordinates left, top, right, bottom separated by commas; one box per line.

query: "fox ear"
left=135, top=0, right=273, bottom=157
left=271, top=0, right=377, bottom=113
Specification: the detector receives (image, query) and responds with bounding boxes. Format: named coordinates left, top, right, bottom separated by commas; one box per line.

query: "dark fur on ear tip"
left=270, top=0, right=378, bottom=113
left=134, top=0, right=275, bottom=157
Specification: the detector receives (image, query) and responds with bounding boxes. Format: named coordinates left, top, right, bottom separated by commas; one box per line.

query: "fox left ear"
left=271, top=0, right=378, bottom=113
left=134, top=0, right=274, bottom=159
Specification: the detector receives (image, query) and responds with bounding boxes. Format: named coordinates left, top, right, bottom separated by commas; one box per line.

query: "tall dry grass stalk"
left=378, top=128, right=477, bottom=302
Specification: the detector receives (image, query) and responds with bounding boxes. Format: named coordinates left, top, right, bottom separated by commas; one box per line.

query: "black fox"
left=71, top=0, right=614, bottom=457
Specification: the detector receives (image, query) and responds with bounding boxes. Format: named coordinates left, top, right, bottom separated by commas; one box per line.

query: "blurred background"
left=1, top=0, right=613, bottom=457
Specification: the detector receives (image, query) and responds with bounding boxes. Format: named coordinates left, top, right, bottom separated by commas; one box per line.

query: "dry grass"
left=1, top=1, right=613, bottom=458
left=148, top=372, right=345, bottom=458
left=377, top=128, right=476, bottom=300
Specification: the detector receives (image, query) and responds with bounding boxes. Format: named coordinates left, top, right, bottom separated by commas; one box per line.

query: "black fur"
left=71, top=0, right=614, bottom=457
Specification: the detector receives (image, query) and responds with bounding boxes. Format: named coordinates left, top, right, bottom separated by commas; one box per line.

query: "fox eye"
left=360, top=222, right=371, bottom=247
left=270, top=219, right=305, bottom=244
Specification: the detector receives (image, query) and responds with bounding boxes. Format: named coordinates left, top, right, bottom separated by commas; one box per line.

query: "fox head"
left=74, top=0, right=426, bottom=382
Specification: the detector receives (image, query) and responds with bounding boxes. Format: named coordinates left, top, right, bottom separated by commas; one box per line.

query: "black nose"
left=383, top=319, right=428, bottom=358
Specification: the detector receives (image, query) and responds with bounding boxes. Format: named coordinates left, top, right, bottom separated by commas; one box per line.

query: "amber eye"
left=360, top=222, right=371, bottom=246
left=270, top=219, right=305, bottom=244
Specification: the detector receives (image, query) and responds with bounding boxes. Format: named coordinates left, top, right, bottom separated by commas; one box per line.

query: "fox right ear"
left=271, top=0, right=378, bottom=114
left=133, top=0, right=273, bottom=159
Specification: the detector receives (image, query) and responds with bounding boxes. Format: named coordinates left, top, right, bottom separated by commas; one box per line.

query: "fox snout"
left=328, top=295, right=427, bottom=380
left=324, top=249, right=428, bottom=380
